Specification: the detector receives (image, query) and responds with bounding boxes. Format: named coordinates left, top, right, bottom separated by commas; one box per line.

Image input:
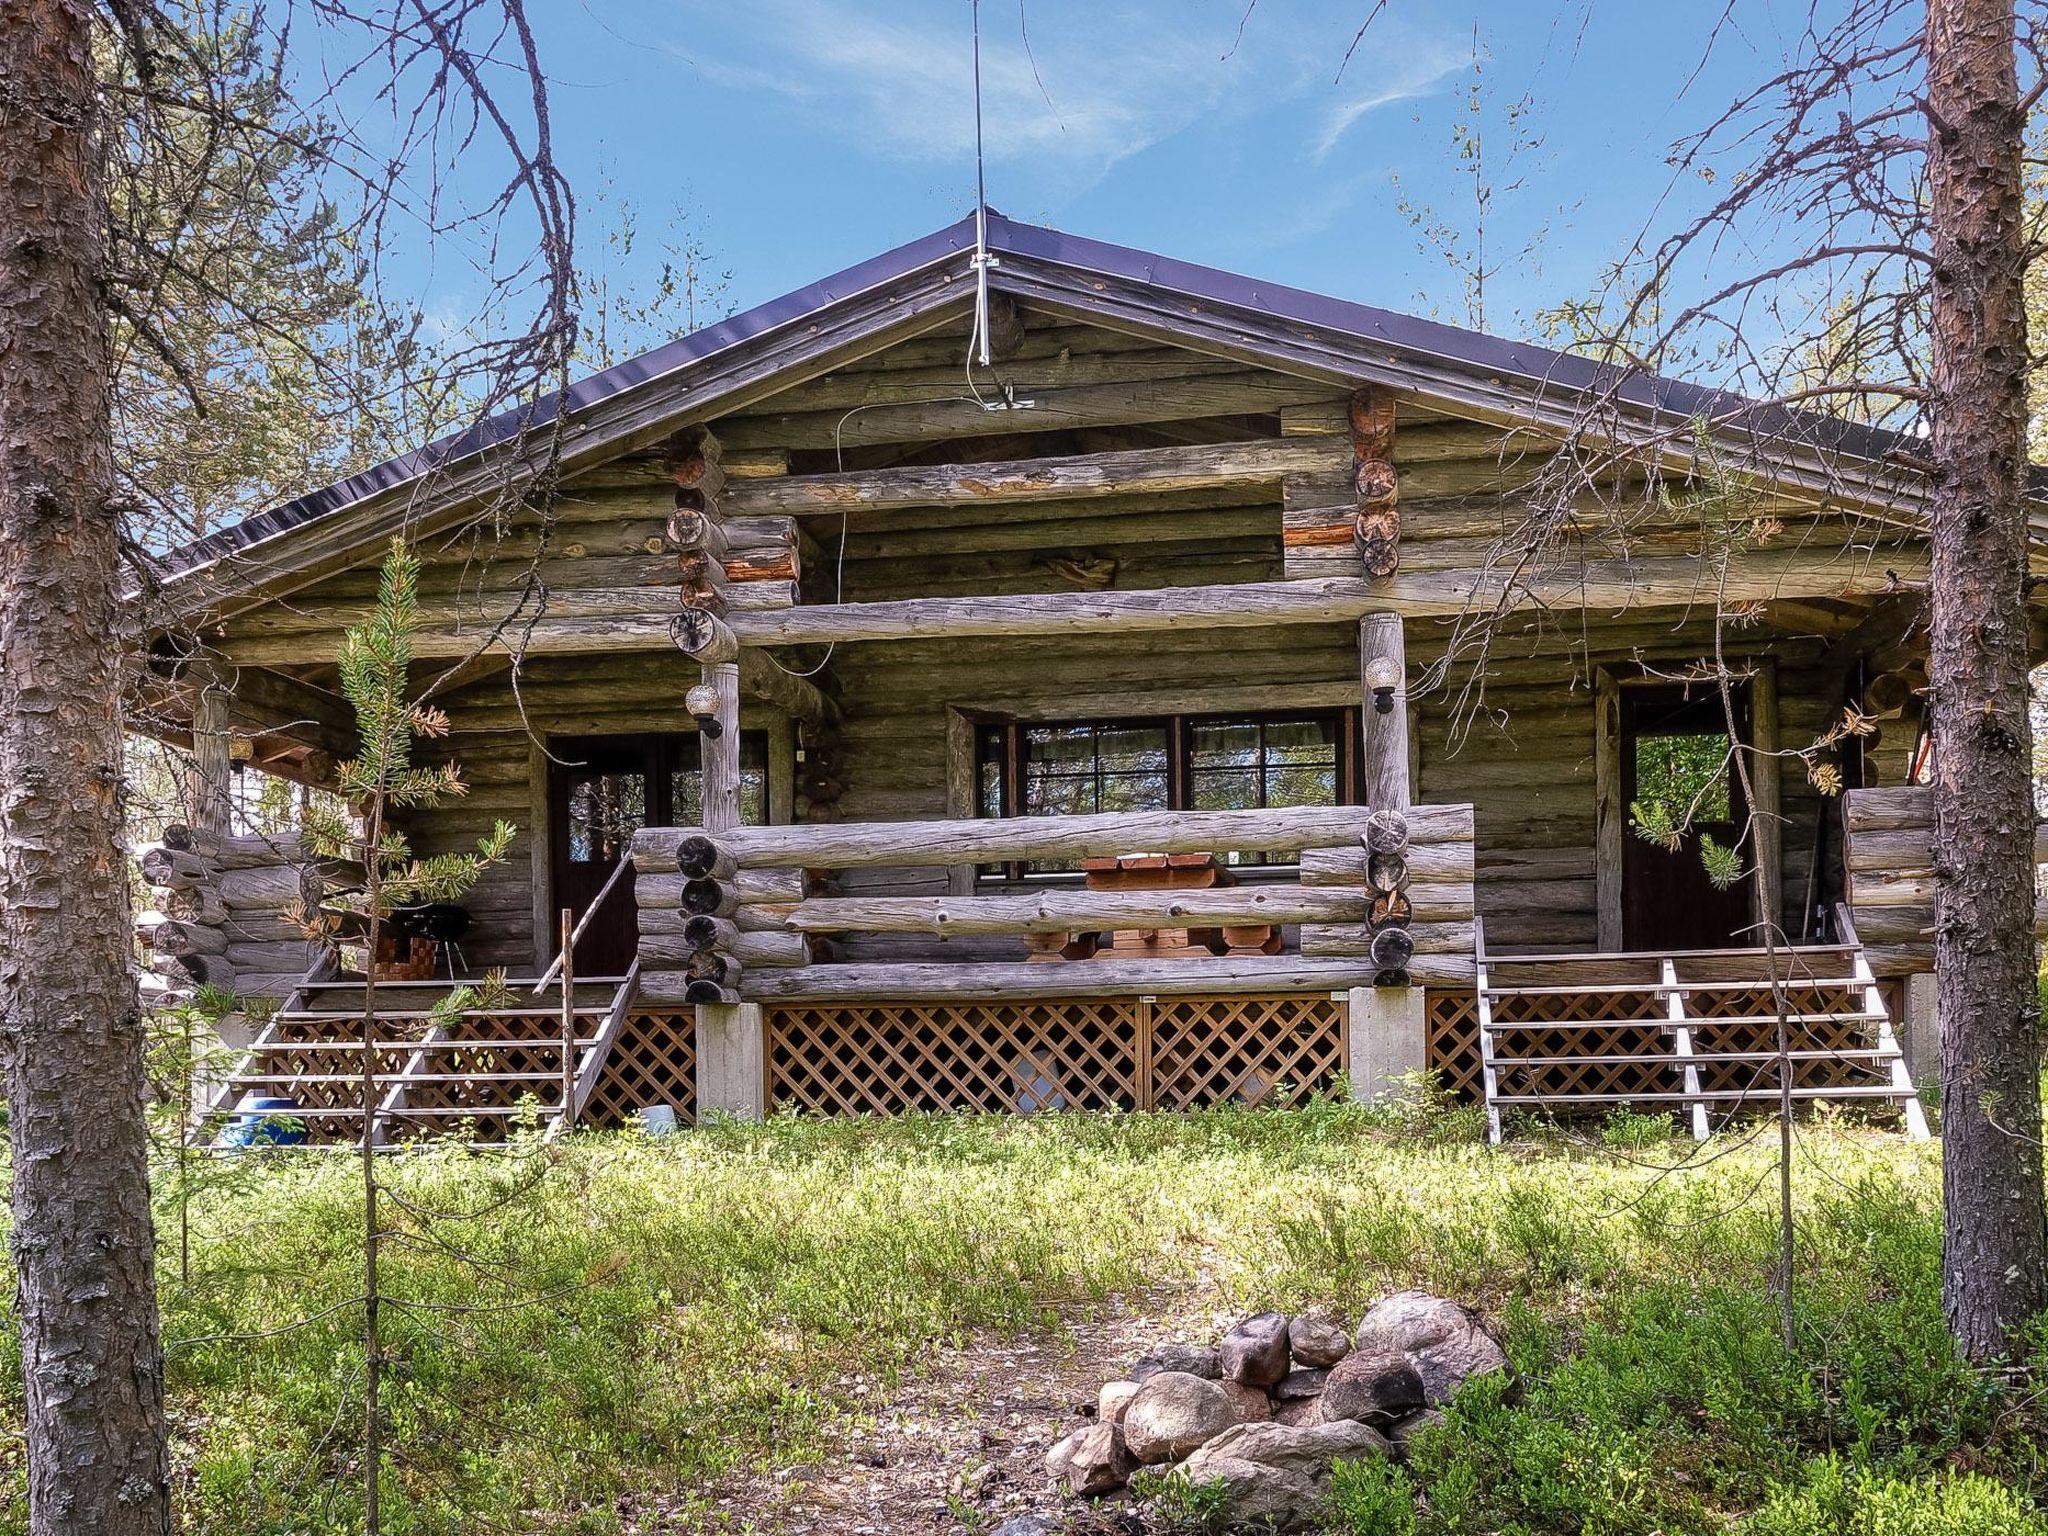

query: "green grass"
left=1, top=1095, right=2043, bottom=1534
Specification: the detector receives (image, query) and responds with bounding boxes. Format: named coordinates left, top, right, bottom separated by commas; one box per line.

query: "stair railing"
left=531, top=852, right=634, bottom=994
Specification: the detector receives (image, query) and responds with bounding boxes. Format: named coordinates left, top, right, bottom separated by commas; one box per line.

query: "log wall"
left=168, top=310, right=1942, bottom=989
left=1843, top=784, right=2048, bottom=974
left=136, top=826, right=336, bottom=1001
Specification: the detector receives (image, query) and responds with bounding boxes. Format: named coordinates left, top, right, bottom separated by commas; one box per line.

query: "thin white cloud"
left=673, top=0, right=1462, bottom=185
left=1315, top=47, right=1469, bottom=161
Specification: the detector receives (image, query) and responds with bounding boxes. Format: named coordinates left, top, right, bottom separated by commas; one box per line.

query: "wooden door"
left=547, top=734, right=667, bottom=978
left=1619, top=686, right=1753, bottom=952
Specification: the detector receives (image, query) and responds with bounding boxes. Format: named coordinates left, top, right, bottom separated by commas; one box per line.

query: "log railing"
left=630, top=802, right=1477, bottom=1002
left=1842, top=785, right=2048, bottom=975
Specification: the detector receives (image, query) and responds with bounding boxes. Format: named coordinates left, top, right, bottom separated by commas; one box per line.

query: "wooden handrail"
left=532, top=855, right=633, bottom=993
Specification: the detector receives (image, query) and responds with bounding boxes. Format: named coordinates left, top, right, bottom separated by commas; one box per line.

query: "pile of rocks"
left=1044, top=1293, right=1511, bottom=1530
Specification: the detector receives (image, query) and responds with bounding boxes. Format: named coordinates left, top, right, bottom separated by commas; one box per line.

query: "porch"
left=176, top=788, right=1946, bottom=1147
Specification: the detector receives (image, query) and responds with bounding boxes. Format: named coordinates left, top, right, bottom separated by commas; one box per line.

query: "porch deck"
left=187, top=794, right=1930, bottom=1147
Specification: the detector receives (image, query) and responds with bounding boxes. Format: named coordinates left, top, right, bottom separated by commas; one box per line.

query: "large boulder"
left=1131, top=1341, right=1222, bottom=1382
left=1173, top=1420, right=1393, bottom=1532
left=1354, top=1292, right=1514, bottom=1406
left=1098, top=1380, right=1141, bottom=1425
left=1218, top=1312, right=1292, bottom=1387
left=1273, top=1366, right=1329, bottom=1401
left=991, top=1518, right=1061, bottom=1536
left=1121, top=1371, right=1234, bottom=1464
left=1182, top=1419, right=1392, bottom=1483
left=1046, top=1420, right=1133, bottom=1496
left=1169, top=1457, right=1319, bottom=1532
left=1317, top=1349, right=1425, bottom=1426
left=1288, top=1312, right=1352, bottom=1368
left=1220, top=1380, right=1273, bottom=1424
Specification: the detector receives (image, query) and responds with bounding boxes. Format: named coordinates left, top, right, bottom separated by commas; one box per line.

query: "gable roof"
left=159, top=210, right=1957, bottom=587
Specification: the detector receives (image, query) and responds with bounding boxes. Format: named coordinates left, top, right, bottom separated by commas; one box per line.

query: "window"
left=671, top=733, right=768, bottom=829
left=976, top=711, right=1356, bottom=877
left=557, top=732, right=769, bottom=868
left=566, top=772, right=648, bottom=864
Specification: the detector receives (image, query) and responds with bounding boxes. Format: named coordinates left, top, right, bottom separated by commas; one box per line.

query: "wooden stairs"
left=1474, top=909, right=1929, bottom=1145
left=192, top=958, right=640, bottom=1149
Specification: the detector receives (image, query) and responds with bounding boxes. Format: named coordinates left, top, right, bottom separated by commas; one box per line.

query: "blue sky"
left=404, top=2, right=1805, bottom=352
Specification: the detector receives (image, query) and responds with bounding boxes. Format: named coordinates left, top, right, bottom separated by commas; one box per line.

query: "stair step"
left=1492, top=1047, right=1901, bottom=1068
left=1490, top=1085, right=1917, bottom=1105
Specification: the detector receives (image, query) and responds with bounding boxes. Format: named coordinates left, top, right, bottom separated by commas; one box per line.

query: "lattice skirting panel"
left=765, top=995, right=1347, bottom=1117
left=1425, top=983, right=1905, bottom=1112
left=582, top=1012, right=698, bottom=1127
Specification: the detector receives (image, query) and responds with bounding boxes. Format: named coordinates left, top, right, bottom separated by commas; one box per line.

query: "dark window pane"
left=1024, top=773, right=1096, bottom=819
left=1097, top=771, right=1169, bottom=814
left=567, top=773, right=646, bottom=863
left=1633, top=733, right=1731, bottom=824
left=1270, top=764, right=1337, bottom=807
left=670, top=733, right=768, bottom=828
left=1191, top=767, right=1259, bottom=811
left=1096, top=726, right=1170, bottom=776
left=1191, top=721, right=1262, bottom=771
left=1263, top=717, right=1340, bottom=765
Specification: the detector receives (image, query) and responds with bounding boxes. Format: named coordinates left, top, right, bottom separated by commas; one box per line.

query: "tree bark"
left=0, top=2, right=170, bottom=1530
left=1924, top=0, right=2048, bottom=1361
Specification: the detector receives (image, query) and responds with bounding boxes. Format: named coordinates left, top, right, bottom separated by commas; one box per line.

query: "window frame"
left=974, top=708, right=1360, bottom=882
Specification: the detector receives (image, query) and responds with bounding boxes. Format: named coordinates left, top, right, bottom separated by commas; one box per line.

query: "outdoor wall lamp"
left=685, top=682, right=725, bottom=738
left=1364, top=656, right=1403, bottom=715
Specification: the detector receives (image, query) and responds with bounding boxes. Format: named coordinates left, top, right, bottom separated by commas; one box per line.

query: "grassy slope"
left=1, top=1097, right=2043, bottom=1534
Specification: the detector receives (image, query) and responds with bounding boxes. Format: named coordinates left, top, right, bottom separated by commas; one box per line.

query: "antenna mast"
left=969, top=0, right=995, bottom=367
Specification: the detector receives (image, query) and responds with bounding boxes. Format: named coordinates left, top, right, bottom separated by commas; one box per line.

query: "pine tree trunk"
left=1924, top=0, right=2048, bottom=1363
left=0, top=3, right=170, bottom=1529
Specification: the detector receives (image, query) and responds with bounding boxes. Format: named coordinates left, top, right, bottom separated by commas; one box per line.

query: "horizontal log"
left=220, top=864, right=325, bottom=911
left=635, top=931, right=808, bottom=968
left=722, top=438, right=1347, bottom=517
left=634, top=869, right=807, bottom=908
left=1842, top=785, right=1932, bottom=832
left=728, top=953, right=1473, bottom=1001
left=637, top=902, right=795, bottom=936
left=1297, top=921, right=1474, bottom=958
left=1844, top=820, right=2048, bottom=871
left=1860, top=944, right=1931, bottom=978
left=1849, top=872, right=1936, bottom=908
left=161, top=886, right=228, bottom=926
left=139, top=845, right=212, bottom=890
left=773, top=884, right=1377, bottom=935
left=637, top=971, right=742, bottom=1005
left=223, top=941, right=325, bottom=971
left=1300, top=844, right=1475, bottom=885
left=728, top=551, right=1926, bottom=648
left=633, top=804, right=1474, bottom=872
left=1842, top=826, right=1933, bottom=872
left=159, top=827, right=313, bottom=871
left=1851, top=897, right=2048, bottom=944
left=147, top=919, right=227, bottom=957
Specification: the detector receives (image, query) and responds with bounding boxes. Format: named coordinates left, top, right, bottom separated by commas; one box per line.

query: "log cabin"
left=131, top=213, right=2048, bottom=1145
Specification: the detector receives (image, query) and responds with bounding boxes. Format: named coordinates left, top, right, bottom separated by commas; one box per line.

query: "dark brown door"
left=548, top=734, right=667, bottom=978
left=1619, top=685, right=1753, bottom=952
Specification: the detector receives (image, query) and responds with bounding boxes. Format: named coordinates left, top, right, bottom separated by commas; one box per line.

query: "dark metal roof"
left=161, top=211, right=1946, bottom=579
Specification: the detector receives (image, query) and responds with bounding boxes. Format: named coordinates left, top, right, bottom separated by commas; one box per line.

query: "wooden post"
left=1345, top=986, right=1427, bottom=1103
left=558, top=907, right=576, bottom=1131
left=694, top=1001, right=767, bottom=1119
left=188, top=665, right=234, bottom=836
left=1902, top=970, right=1941, bottom=1084
left=1359, top=613, right=1411, bottom=812
left=1350, top=386, right=1400, bottom=577
left=698, top=661, right=742, bottom=834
